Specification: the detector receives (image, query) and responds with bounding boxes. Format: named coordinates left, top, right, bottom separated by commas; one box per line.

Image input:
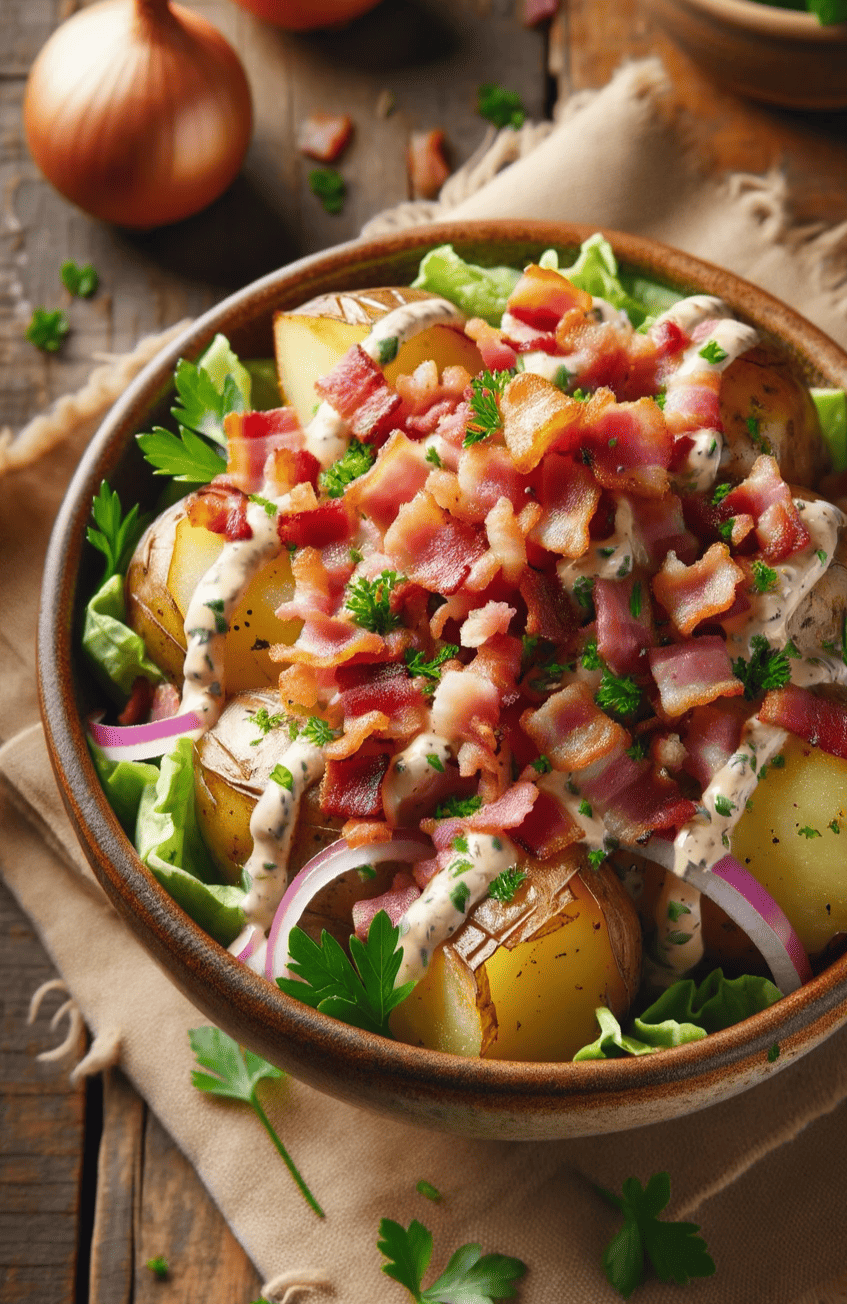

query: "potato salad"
left=83, top=236, right=847, bottom=1062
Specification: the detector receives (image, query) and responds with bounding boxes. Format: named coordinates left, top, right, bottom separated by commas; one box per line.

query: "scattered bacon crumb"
left=297, top=113, right=354, bottom=163
left=407, top=129, right=451, bottom=200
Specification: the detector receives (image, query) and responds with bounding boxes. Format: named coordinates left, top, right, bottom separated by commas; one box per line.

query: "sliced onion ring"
left=229, top=923, right=268, bottom=975
left=265, top=833, right=432, bottom=983
left=88, top=710, right=203, bottom=762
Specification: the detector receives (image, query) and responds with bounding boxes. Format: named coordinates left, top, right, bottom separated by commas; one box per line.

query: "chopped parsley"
left=404, top=644, right=458, bottom=690
left=732, top=635, right=793, bottom=700
left=596, top=666, right=642, bottom=718
left=488, top=865, right=528, bottom=904
left=249, top=706, right=285, bottom=744
left=309, top=167, right=346, bottom=214
left=714, top=794, right=736, bottom=817
left=249, top=493, right=277, bottom=517
left=711, top=482, right=734, bottom=505
left=581, top=638, right=602, bottom=671
left=463, top=369, right=511, bottom=446
left=61, top=259, right=98, bottom=298
left=699, top=339, right=729, bottom=365
left=433, top=793, right=482, bottom=819
left=301, top=715, right=338, bottom=747
left=716, top=517, right=735, bottom=542
left=415, top=1180, right=442, bottom=1203
left=751, top=559, right=779, bottom=594
left=667, top=900, right=691, bottom=922
left=629, top=580, right=642, bottom=619
left=770, top=753, right=786, bottom=769
left=477, top=82, right=526, bottom=129
left=578, top=798, right=593, bottom=818
left=450, top=881, right=471, bottom=913
left=319, top=437, right=377, bottom=497
left=817, top=548, right=829, bottom=565
left=270, top=764, right=294, bottom=790
left=146, top=1256, right=169, bottom=1280
left=573, top=575, right=595, bottom=612
left=426, top=753, right=445, bottom=772
left=345, top=570, right=405, bottom=635
left=768, top=1042, right=780, bottom=1063
left=625, top=737, right=648, bottom=762
left=425, top=445, right=442, bottom=468
left=25, top=307, right=70, bottom=353
left=587, top=849, right=606, bottom=869
left=829, top=819, right=841, bottom=834
left=798, top=826, right=821, bottom=838
left=531, top=754, right=552, bottom=774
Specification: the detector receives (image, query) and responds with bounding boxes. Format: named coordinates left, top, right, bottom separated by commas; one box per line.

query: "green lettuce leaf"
left=810, top=388, right=847, bottom=473
left=573, top=969, right=782, bottom=1060
left=82, top=574, right=162, bottom=703
left=135, top=737, right=243, bottom=944
left=88, top=739, right=159, bottom=837
left=243, top=358, right=283, bottom=411
left=412, top=245, right=521, bottom=326
left=196, top=333, right=252, bottom=410
left=559, top=233, right=680, bottom=328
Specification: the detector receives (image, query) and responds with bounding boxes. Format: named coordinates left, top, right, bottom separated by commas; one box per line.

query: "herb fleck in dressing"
left=395, top=833, right=521, bottom=986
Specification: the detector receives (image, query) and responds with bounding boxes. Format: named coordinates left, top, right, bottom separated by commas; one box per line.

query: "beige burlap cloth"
left=3, top=58, right=847, bottom=1303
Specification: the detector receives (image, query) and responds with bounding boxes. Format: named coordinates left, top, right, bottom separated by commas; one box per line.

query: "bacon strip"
left=652, top=542, right=744, bottom=637
left=758, top=685, right=847, bottom=760
left=319, top=750, right=390, bottom=818
left=513, top=786, right=583, bottom=859
left=521, top=682, right=627, bottom=772
left=383, top=491, right=486, bottom=595
left=649, top=636, right=744, bottom=718
left=529, top=455, right=600, bottom=558
left=722, top=455, right=812, bottom=561
left=594, top=574, right=655, bottom=678
left=314, top=344, right=401, bottom=445
left=187, top=481, right=251, bottom=541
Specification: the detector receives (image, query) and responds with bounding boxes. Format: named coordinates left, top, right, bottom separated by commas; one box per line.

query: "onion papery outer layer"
left=685, top=854, right=812, bottom=995
left=88, top=710, right=202, bottom=761
left=266, top=833, right=433, bottom=982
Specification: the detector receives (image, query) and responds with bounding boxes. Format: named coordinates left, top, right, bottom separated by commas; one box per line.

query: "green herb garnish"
left=146, top=1256, right=169, bottom=1280
left=301, top=715, right=338, bottom=747
left=463, top=369, right=511, bottom=446
left=751, top=560, right=779, bottom=594
left=136, top=425, right=227, bottom=485
left=711, top=482, right=734, bottom=505
left=309, top=167, right=346, bottom=214
left=596, top=666, right=642, bottom=717
left=476, top=83, right=526, bottom=129
left=732, top=635, right=793, bottom=700
left=319, top=437, right=377, bottom=497
left=699, top=340, right=728, bottom=365
left=415, top=1181, right=442, bottom=1203
left=249, top=493, right=277, bottom=517
left=714, top=794, right=736, bottom=817
left=531, top=754, right=552, bottom=774
left=86, top=481, right=148, bottom=585
left=249, top=706, right=285, bottom=745
left=60, top=259, right=98, bottom=298
left=488, top=865, right=528, bottom=904
left=404, top=644, right=458, bottom=690
left=595, top=1172, right=715, bottom=1298
left=277, top=910, right=414, bottom=1039
left=378, top=1217, right=526, bottom=1302
left=25, top=307, right=70, bottom=353
left=270, top=764, right=294, bottom=790
left=798, top=826, right=821, bottom=839
left=190, top=1027, right=323, bottom=1216
left=433, top=793, right=482, bottom=819
left=426, top=753, right=446, bottom=772
left=345, top=570, right=405, bottom=635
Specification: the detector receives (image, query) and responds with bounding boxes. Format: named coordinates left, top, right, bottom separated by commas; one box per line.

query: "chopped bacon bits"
left=521, top=682, right=628, bottom=772
left=758, top=685, right=847, bottom=760
left=649, top=636, right=744, bottom=718
left=407, top=129, right=451, bottom=200
left=320, top=750, right=390, bottom=819
left=652, top=542, right=745, bottom=637
left=297, top=112, right=354, bottom=163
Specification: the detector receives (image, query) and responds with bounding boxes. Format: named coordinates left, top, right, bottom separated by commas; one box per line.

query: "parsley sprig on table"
left=277, top=909, right=414, bottom=1039
left=189, top=1026, right=324, bottom=1217
left=477, top=83, right=527, bottom=130
left=61, top=259, right=98, bottom=298
left=319, top=437, right=377, bottom=497
left=463, top=369, right=512, bottom=446
left=596, top=1172, right=715, bottom=1298
left=309, top=167, right=346, bottom=214
left=345, top=570, right=406, bottom=635
left=25, top=307, right=70, bottom=353
left=378, top=1217, right=526, bottom=1302
left=86, top=481, right=149, bottom=584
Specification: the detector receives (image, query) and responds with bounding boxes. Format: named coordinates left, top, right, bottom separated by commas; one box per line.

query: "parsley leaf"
left=146, top=1256, right=168, bottom=1279
left=189, top=1026, right=324, bottom=1216
left=477, top=83, right=526, bottom=130
left=433, top=793, right=482, bottom=819
left=60, top=259, right=98, bottom=298
left=463, top=369, right=511, bottom=446
left=86, top=481, right=148, bottom=585
left=136, top=425, right=227, bottom=485
left=751, top=559, right=778, bottom=594
left=25, top=307, right=70, bottom=353
left=249, top=706, right=285, bottom=745
left=345, top=570, right=405, bottom=635
left=596, top=1172, right=715, bottom=1298
left=596, top=666, right=642, bottom=717
left=732, top=635, right=793, bottom=700
left=309, top=167, right=346, bottom=214
left=698, top=340, right=728, bottom=365
left=301, top=715, right=338, bottom=747
left=488, top=865, right=527, bottom=904
left=277, top=910, right=414, bottom=1039
left=405, top=643, right=458, bottom=693
left=319, top=437, right=377, bottom=497
left=377, top=1217, right=526, bottom=1302
left=171, top=356, right=246, bottom=447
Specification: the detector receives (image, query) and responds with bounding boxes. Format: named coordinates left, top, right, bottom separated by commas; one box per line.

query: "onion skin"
left=227, top=0, right=382, bottom=29
left=23, top=0, right=253, bottom=229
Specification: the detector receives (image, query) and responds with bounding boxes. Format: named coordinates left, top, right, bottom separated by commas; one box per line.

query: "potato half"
left=720, top=343, right=828, bottom=487
left=193, top=688, right=342, bottom=886
left=389, top=854, right=642, bottom=1062
left=273, top=286, right=484, bottom=425
left=125, top=500, right=299, bottom=689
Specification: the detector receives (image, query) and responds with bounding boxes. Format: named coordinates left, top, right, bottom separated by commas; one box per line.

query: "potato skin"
left=720, top=344, right=829, bottom=488
left=125, top=500, right=189, bottom=684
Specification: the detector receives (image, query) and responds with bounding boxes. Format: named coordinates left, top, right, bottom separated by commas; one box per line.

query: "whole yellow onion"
left=23, top=0, right=253, bottom=229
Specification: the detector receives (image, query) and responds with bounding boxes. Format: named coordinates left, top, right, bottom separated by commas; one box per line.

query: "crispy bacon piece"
left=314, top=344, right=401, bottom=445
left=519, top=566, right=577, bottom=645
left=407, top=129, right=451, bottom=199
left=277, top=499, right=352, bottom=550
left=464, top=318, right=517, bottom=372
left=721, top=455, right=812, bottom=561
left=274, top=610, right=385, bottom=668
left=423, top=781, right=538, bottom=848
left=383, top=490, right=487, bottom=595
left=662, top=370, right=722, bottom=436
left=352, top=871, right=421, bottom=941
left=682, top=700, right=749, bottom=788
left=484, top=498, right=535, bottom=587
left=628, top=492, right=698, bottom=568
left=297, top=112, right=354, bottom=162
left=501, top=372, right=583, bottom=472
left=431, top=668, right=500, bottom=753
left=117, top=677, right=154, bottom=726
left=555, top=314, right=634, bottom=393
left=578, top=746, right=696, bottom=843
left=528, top=454, right=600, bottom=558
left=513, top=785, right=583, bottom=859
left=469, top=633, right=524, bottom=705
left=758, top=685, right=847, bottom=760
left=343, top=819, right=394, bottom=850
left=335, top=660, right=429, bottom=740
left=187, top=481, right=251, bottom=541
left=320, top=749, right=390, bottom=818
left=459, top=601, right=515, bottom=647
left=649, top=636, right=744, bottom=718
left=580, top=396, right=672, bottom=498
left=456, top=445, right=531, bottom=521
left=507, top=265, right=592, bottom=334
left=224, top=408, right=310, bottom=495
left=652, top=542, right=745, bottom=637
left=594, top=574, right=655, bottom=679
left=521, top=682, right=627, bottom=772
left=344, top=430, right=430, bottom=532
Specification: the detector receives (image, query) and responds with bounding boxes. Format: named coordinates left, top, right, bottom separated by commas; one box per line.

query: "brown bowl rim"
left=37, top=218, right=847, bottom=1122
left=666, top=0, right=847, bottom=40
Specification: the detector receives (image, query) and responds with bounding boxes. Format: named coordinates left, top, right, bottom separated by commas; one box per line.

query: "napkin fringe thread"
left=261, top=1267, right=334, bottom=1303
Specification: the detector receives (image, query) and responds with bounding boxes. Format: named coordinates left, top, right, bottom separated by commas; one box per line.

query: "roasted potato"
left=273, top=286, right=484, bottom=425
left=193, top=688, right=343, bottom=886
left=389, top=854, right=642, bottom=1062
left=731, top=734, right=847, bottom=956
left=720, top=343, right=829, bottom=487
left=125, top=500, right=300, bottom=689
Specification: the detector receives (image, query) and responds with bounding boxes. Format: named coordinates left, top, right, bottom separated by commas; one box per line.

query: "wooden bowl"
left=37, top=220, right=847, bottom=1139
left=645, top=0, right=847, bottom=109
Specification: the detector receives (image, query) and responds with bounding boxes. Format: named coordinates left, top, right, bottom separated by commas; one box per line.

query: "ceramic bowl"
left=38, top=220, right=847, bottom=1139
left=645, top=0, right=847, bottom=110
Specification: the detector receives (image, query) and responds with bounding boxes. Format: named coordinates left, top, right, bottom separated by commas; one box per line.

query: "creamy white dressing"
left=241, top=739, right=325, bottom=929
left=382, top=731, right=452, bottom=814
left=673, top=317, right=759, bottom=380
left=556, top=496, right=638, bottom=591
left=653, top=295, right=729, bottom=335
left=395, top=832, right=521, bottom=986
left=670, top=430, right=724, bottom=496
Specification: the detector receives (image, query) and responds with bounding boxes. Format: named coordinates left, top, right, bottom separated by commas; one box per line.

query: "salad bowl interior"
left=38, top=220, right=847, bottom=1140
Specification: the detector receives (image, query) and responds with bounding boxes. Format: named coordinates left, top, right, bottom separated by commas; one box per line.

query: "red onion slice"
left=88, top=710, right=203, bottom=761
left=229, top=923, right=268, bottom=975
left=266, top=833, right=432, bottom=983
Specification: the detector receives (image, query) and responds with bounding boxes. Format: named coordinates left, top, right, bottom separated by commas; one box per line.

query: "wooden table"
left=2, top=2, right=847, bottom=1299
